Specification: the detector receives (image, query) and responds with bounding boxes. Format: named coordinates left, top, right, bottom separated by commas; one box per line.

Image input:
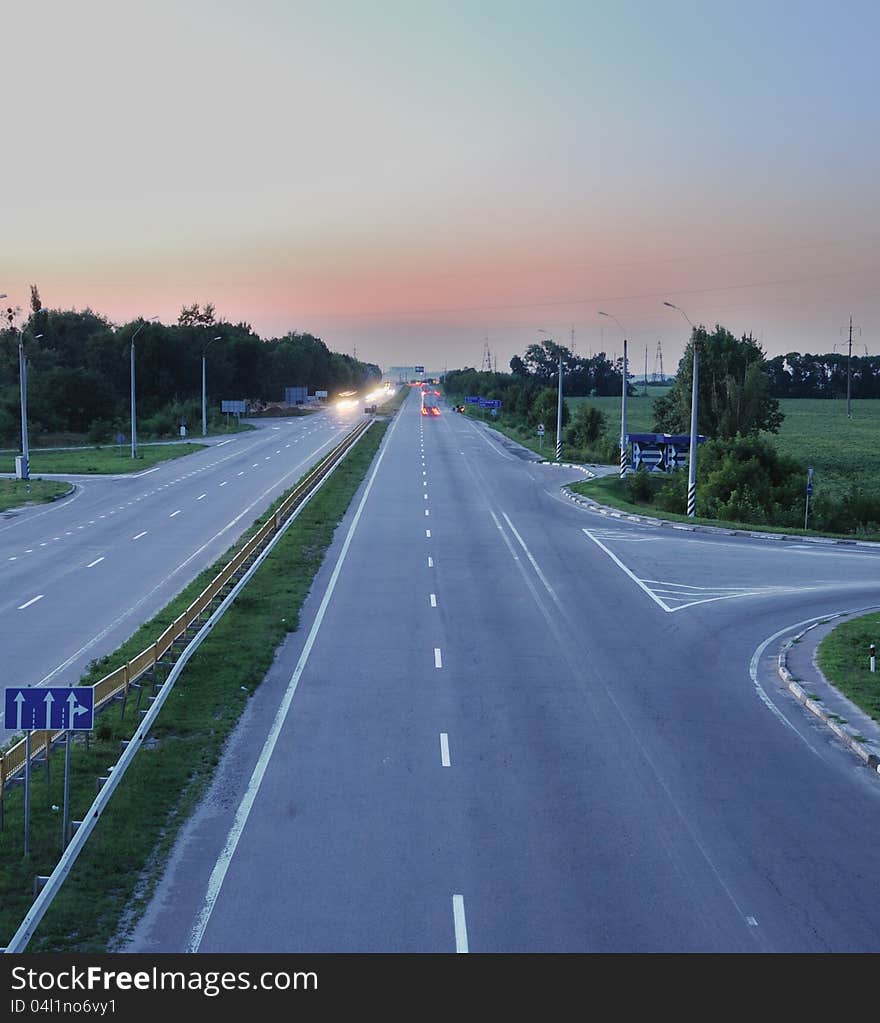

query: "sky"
left=1, top=0, right=878, bottom=376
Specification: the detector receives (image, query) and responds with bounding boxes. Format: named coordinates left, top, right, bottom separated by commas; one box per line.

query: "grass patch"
left=817, top=614, right=880, bottom=723
left=0, top=479, right=71, bottom=512
left=569, top=474, right=880, bottom=541
left=0, top=421, right=388, bottom=951
left=0, top=444, right=208, bottom=476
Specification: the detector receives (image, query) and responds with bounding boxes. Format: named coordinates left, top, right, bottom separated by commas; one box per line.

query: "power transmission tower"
left=652, top=340, right=664, bottom=383
left=481, top=335, right=492, bottom=372
left=836, top=316, right=862, bottom=418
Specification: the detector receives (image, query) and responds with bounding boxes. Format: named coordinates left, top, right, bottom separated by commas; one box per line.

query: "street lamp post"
left=663, top=301, right=699, bottom=517
left=128, top=316, right=158, bottom=459
left=17, top=329, right=43, bottom=481
left=202, top=335, right=222, bottom=437
left=539, top=329, right=563, bottom=460
left=599, top=311, right=629, bottom=479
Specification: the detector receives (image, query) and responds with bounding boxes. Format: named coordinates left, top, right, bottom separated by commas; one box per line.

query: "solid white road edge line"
left=18, top=595, right=44, bottom=610
left=187, top=414, right=399, bottom=952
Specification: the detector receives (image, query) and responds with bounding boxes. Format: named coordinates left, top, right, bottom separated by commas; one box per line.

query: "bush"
left=625, top=467, right=654, bottom=504
left=811, top=486, right=880, bottom=534
left=696, top=435, right=802, bottom=523
left=566, top=405, right=607, bottom=448
left=655, top=470, right=688, bottom=513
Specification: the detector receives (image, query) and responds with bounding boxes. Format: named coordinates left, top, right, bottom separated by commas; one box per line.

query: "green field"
left=568, top=391, right=878, bottom=498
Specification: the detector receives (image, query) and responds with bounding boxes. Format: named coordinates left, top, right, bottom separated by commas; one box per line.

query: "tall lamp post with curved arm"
left=202, top=335, right=223, bottom=437
left=598, top=311, right=629, bottom=479
left=538, top=329, right=563, bottom=461
left=663, top=301, right=699, bottom=517
left=128, top=316, right=159, bottom=459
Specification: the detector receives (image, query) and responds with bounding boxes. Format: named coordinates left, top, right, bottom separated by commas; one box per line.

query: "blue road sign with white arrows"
left=4, top=686, right=95, bottom=732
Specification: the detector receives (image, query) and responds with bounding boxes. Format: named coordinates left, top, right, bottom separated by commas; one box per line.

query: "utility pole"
left=643, top=345, right=648, bottom=397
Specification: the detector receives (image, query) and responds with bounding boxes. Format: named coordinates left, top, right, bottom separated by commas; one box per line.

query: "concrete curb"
left=777, top=615, right=880, bottom=774
left=559, top=484, right=880, bottom=548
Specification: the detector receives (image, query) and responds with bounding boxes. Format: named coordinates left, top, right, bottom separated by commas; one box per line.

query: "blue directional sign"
left=4, top=686, right=95, bottom=732
left=477, top=398, right=501, bottom=408
left=465, top=396, right=480, bottom=404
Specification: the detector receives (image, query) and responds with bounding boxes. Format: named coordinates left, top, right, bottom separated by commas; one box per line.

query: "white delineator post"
left=871, top=643, right=876, bottom=673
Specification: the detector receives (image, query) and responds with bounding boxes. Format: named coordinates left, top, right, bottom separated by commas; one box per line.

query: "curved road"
left=0, top=406, right=363, bottom=743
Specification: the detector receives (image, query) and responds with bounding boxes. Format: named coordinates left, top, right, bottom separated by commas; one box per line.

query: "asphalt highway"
left=0, top=406, right=363, bottom=743
left=118, top=388, right=880, bottom=951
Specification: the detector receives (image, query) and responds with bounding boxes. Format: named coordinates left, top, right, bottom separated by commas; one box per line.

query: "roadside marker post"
left=804, top=467, right=814, bottom=531
left=871, top=644, right=876, bottom=674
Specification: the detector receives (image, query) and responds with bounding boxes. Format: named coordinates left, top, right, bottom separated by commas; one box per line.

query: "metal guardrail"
left=0, top=419, right=372, bottom=801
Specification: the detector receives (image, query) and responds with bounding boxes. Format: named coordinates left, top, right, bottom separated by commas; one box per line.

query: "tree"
left=653, top=325, right=783, bottom=439
left=30, top=284, right=42, bottom=314
left=529, top=388, right=569, bottom=429
left=177, top=302, right=216, bottom=327
left=566, top=404, right=606, bottom=447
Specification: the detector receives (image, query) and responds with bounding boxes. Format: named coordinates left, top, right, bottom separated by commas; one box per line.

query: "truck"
left=421, top=391, right=440, bottom=416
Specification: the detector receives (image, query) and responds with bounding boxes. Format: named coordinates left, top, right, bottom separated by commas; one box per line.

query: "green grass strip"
left=0, top=421, right=388, bottom=951
left=570, top=475, right=880, bottom=543
left=817, top=614, right=880, bottom=723
left=0, top=479, right=71, bottom=512
left=0, top=443, right=209, bottom=476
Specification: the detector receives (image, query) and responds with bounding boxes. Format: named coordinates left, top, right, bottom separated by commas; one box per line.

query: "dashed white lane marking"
left=18, top=594, right=44, bottom=610
left=430, top=593, right=437, bottom=607
left=747, top=917, right=758, bottom=927
left=86, top=557, right=105, bottom=568
left=252, top=463, right=259, bottom=468
left=8, top=556, right=16, bottom=561
left=453, top=895, right=469, bottom=953
left=219, top=481, right=228, bottom=487
left=197, top=493, right=207, bottom=501
left=440, top=732, right=451, bottom=767
left=426, top=529, right=431, bottom=538
left=434, top=648, right=442, bottom=668
left=424, top=493, right=428, bottom=499
left=25, top=549, right=33, bottom=553
left=425, top=509, right=430, bottom=516
left=169, top=510, right=181, bottom=518
left=237, top=471, right=245, bottom=476
left=132, top=531, right=148, bottom=540
left=428, top=556, right=433, bottom=567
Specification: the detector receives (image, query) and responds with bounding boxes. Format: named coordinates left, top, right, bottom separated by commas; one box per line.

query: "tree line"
left=0, top=296, right=381, bottom=444
left=766, top=352, right=880, bottom=398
